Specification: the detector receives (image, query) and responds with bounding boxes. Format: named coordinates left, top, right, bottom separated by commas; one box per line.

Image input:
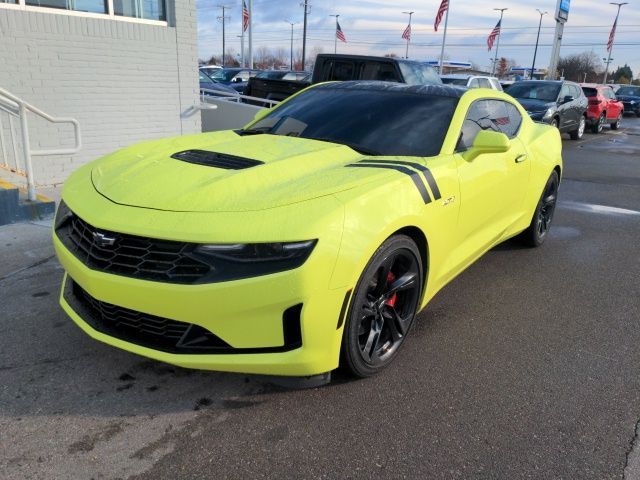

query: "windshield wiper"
left=236, top=126, right=273, bottom=136
left=309, top=137, right=382, bottom=156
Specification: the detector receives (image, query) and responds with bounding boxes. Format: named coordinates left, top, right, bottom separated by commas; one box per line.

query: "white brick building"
left=0, top=0, right=200, bottom=187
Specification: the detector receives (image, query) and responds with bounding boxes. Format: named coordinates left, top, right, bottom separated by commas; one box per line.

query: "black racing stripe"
left=358, top=159, right=442, bottom=200
left=336, top=289, right=352, bottom=330
left=347, top=164, right=431, bottom=204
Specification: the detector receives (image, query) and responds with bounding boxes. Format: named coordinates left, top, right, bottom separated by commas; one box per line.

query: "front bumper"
left=53, top=187, right=349, bottom=377
left=527, top=111, right=548, bottom=123
left=623, top=102, right=639, bottom=114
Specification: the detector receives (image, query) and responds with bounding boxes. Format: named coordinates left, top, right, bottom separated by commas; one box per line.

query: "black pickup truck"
left=243, top=54, right=441, bottom=105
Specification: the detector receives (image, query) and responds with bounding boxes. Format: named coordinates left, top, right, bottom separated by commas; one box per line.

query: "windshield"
left=244, top=86, right=458, bottom=157
left=397, top=62, right=442, bottom=86
left=617, top=87, right=640, bottom=96
left=507, top=83, right=561, bottom=102
left=441, top=77, right=468, bottom=86
left=211, top=70, right=238, bottom=82
left=199, top=71, right=215, bottom=84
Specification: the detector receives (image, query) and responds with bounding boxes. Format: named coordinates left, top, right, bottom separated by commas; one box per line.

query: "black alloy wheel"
left=518, top=171, right=559, bottom=247
left=341, top=235, right=423, bottom=378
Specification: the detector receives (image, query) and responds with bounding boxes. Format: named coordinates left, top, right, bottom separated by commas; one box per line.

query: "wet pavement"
left=1, top=117, right=639, bottom=479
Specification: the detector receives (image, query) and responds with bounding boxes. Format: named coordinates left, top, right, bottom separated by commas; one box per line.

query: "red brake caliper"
left=385, top=271, right=397, bottom=307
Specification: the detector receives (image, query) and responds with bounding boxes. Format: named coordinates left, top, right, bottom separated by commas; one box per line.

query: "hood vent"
left=171, top=150, right=264, bottom=170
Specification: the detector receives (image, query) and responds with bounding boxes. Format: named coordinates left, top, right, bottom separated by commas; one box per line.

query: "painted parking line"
left=558, top=200, right=640, bottom=217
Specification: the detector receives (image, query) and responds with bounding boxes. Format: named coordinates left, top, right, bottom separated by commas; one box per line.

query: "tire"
left=569, top=115, right=586, bottom=140
left=591, top=113, right=605, bottom=134
left=550, top=117, right=559, bottom=129
left=341, top=235, right=423, bottom=378
left=611, top=114, right=621, bottom=130
left=518, top=171, right=560, bottom=248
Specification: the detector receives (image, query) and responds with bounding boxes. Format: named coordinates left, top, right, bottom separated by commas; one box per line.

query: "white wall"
left=0, top=0, right=200, bottom=186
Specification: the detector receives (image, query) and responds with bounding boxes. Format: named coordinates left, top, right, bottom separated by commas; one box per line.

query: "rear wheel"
left=518, top=171, right=559, bottom=247
left=592, top=113, right=605, bottom=134
left=341, top=235, right=423, bottom=378
left=570, top=115, right=586, bottom=140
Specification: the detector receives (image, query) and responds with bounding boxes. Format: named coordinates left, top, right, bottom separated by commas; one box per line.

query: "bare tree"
left=557, top=51, right=603, bottom=82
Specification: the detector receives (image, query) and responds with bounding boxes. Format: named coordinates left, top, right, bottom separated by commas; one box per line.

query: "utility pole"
left=301, top=0, right=310, bottom=71
left=530, top=9, right=547, bottom=80
left=491, top=8, right=507, bottom=76
left=285, top=21, right=296, bottom=70
left=330, top=14, right=340, bottom=54
left=402, top=11, right=414, bottom=59
left=217, top=5, right=231, bottom=67
left=603, top=2, right=628, bottom=84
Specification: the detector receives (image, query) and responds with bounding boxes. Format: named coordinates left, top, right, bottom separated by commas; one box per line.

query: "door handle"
left=515, top=154, right=528, bottom=163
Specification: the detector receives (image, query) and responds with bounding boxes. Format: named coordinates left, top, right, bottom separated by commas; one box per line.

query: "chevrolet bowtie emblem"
left=92, top=231, right=116, bottom=247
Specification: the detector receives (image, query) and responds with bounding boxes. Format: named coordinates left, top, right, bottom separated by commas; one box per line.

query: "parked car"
left=440, top=74, right=503, bottom=91
left=244, top=54, right=442, bottom=105
left=255, top=70, right=310, bottom=82
left=53, top=81, right=562, bottom=381
left=198, top=70, right=238, bottom=98
left=581, top=84, right=623, bottom=133
left=200, top=64, right=223, bottom=73
left=506, top=80, right=588, bottom=140
left=209, top=68, right=261, bottom=92
left=616, top=85, right=640, bottom=117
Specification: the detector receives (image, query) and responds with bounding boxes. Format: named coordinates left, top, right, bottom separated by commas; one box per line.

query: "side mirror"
left=562, top=95, right=574, bottom=104
left=233, top=77, right=244, bottom=83
left=465, top=130, right=510, bottom=160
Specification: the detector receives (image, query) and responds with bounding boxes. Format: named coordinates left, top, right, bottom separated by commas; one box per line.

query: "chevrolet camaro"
left=53, top=81, right=562, bottom=384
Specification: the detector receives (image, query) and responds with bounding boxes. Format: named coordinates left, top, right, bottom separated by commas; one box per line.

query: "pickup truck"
left=243, top=54, right=441, bottom=105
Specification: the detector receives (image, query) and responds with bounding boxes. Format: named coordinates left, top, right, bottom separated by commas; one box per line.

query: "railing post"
left=0, top=116, right=7, bottom=168
left=18, top=103, right=36, bottom=202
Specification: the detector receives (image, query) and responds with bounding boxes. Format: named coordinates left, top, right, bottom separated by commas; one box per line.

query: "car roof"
left=313, top=80, right=466, bottom=98
left=441, top=74, right=471, bottom=79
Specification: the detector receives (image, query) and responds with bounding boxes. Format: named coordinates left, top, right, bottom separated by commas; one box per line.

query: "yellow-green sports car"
left=53, top=81, right=562, bottom=384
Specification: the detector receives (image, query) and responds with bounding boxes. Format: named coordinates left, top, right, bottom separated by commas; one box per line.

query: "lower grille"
left=64, top=278, right=303, bottom=354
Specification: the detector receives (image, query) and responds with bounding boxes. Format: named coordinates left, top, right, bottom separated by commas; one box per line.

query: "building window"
left=113, top=0, right=165, bottom=21
left=24, top=0, right=107, bottom=14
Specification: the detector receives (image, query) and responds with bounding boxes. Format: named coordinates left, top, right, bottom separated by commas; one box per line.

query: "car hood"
left=515, top=98, right=556, bottom=112
left=617, top=95, right=640, bottom=101
left=91, top=131, right=370, bottom=213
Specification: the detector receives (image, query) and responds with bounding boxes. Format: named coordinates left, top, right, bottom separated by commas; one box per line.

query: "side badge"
left=442, top=196, right=456, bottom=207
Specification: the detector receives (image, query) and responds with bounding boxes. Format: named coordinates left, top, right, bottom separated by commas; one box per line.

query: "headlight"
left=54, top=200, right=73, bottom=230
left=542, top=107, right=556, bottom=120
left=631, top=100, right=637, bottom=105
left=192, top=240, right=317, bottom=281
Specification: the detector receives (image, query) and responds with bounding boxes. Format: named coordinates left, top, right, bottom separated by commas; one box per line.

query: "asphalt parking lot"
left=1, top=117, right=640, bottom=480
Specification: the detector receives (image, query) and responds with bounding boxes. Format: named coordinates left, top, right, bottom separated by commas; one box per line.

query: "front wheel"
left=341, top=235, right=423, bottom=378
left=570, top=115, right=586, bottom=140
left=611, top=114, right=622, bottom=130
left=518, top=171, right=559, bottom=247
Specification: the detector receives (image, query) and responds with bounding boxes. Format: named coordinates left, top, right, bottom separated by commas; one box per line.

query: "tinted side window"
left=362, top=62, right=400, bottom=82
left=328, top=61, right=355, bottom=81
left=459, top=100, right=521, bottom=150
left=501, top=102, right=523, bottom=138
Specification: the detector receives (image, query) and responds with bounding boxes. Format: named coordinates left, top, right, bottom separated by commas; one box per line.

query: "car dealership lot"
left=1, top=118, right=639, bottom=480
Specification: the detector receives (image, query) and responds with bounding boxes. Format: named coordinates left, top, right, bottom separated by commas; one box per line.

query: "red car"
left=581, top=84, right=624, bottom=133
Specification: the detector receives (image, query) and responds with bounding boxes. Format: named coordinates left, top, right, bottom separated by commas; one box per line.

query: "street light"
left=530, top=9, right=547, bottom=80
left=603, top=2, right=628, bottom=84
left=285, top=21, right=297, bottom=70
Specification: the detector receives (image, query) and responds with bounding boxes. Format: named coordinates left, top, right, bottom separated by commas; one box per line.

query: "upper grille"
left=170, top=150, right=263, bottom=170
left=56, top=211, right=211, bottom=284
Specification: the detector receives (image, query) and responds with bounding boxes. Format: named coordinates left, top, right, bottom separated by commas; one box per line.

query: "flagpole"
left=330, top=14, right=340, bottom=54
left=491, top=8, right=507, bottom=76
left=438, top=3, right=450, bottom=74
left=241, top=27, right=245, bottom=67
left=248, top=0, right=253, bottom=68
left=603, top=2, right=628, bottom=84
left=402, top=11, right=414, bottom=59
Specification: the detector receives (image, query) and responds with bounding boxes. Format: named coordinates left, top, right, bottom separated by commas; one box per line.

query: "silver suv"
left=440, top=74, right=503, bottom=91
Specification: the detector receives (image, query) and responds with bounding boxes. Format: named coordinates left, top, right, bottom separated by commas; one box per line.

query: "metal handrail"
left=0, top=87, right=81, bottom=201
left=199, top=88, right=281, bottom=108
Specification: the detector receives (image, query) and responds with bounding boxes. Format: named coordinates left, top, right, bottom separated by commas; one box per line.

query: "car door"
left=557, top=83, right=575, bottom=131
left=604, top=87, right=623, bottom=120
left=452, top=99, right=531, bottom=266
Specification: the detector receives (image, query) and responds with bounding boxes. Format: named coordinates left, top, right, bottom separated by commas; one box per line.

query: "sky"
left=197, top=0, right=640, bottom=78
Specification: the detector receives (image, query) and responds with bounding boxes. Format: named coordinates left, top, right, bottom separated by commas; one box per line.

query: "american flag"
left=607, top=17, right=617, bottom=52
left=242, top=0, right=249, bottom=32
left=434, top=0, right=449, bottom=32
left=402, top=23, right=411, bottom=40
left=487, top=19, right=501, bottom=51
left=336, top=21, right=347, bottom=42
